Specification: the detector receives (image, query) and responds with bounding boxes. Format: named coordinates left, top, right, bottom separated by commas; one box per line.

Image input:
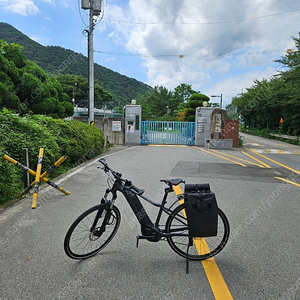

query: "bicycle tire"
left=64, top=204, right=121, bottom=259
left=165, top=203, right=229, bottom=260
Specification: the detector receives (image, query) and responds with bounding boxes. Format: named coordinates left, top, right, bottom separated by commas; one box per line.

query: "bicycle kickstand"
left=186, top=236, right=193, bottom=274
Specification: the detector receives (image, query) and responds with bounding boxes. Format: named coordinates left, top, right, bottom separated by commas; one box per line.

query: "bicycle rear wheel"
left=165, top=203, right=229, bottom=260
left=64, top=204, right=121, bottom=259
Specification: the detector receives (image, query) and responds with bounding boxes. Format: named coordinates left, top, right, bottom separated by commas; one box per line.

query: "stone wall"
left=210, top=108, right=227, bottom=140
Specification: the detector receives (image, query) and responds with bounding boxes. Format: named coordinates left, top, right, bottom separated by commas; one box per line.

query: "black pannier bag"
left=184, top=183, right=218, bottom=237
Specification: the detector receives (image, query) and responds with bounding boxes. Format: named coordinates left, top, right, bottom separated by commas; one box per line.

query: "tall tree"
left=56, top=74, right=112, bottom=108
left=184, top=93, right=210, bottom=122
left=0, top=39, right=73, bottom=118
left=137, top=85, right=173, bottom=120
left=232, top=33, right=300, bottom=135
left=171, top=84, right=195, bottom=109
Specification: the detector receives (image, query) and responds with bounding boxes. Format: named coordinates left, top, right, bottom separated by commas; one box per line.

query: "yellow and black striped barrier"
left=3, top=150, right=70, bottom=209
left=32, top=148, right=44, bottom=208
left=16, top=155, right=67, bottom=198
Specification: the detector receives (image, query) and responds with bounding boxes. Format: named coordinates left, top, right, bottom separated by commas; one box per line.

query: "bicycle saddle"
left=160, top=178, right=184, bottom=186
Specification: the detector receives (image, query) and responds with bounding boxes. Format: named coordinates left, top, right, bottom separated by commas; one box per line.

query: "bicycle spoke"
left=166, top=204, right=229, bottom=260
left=64, top=204, right=121, bottom=259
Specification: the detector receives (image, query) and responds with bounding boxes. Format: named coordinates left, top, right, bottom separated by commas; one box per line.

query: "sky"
left=0, top=0, right=300, bottom=108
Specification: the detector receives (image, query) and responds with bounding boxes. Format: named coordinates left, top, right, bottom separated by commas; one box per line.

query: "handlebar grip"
left=99, top=158, right=122, bottom=179
left=99, top=158, right=107, bottom=166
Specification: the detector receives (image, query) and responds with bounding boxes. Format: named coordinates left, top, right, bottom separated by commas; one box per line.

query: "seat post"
left=160, top=188, right=169, bottom=207
left=154, top=188, right=170, bottom=227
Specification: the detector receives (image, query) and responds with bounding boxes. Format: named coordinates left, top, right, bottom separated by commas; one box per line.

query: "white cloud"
left=1, top=0, right=298, bottom=107
left=0, top=0, right=40, bottom=16
left=60, top=1, right=68, bottom=8
left=0, top=0, right=57, bottom=16
left=217, top=62, right=231, bottom=75
left=30, top=35, right=50, bottom=45
left=90, top=0, right=300, bottom=98
left=40, top=0, right=55, bottom=4
left=204, top=66, right=280, bottom=107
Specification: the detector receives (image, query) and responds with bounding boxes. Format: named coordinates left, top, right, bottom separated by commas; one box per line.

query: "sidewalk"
left=269, top=133, right=299, bottom=140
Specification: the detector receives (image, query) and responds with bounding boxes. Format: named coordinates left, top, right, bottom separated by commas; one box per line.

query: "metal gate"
left=141, top=121, right=195, bottom=145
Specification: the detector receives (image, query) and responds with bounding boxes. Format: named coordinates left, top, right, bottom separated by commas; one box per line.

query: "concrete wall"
left=74, top=116, right=125, bottom=145
left=196, top=108, right=238, bottom=149
left=194, top=107, right=214, bottom=146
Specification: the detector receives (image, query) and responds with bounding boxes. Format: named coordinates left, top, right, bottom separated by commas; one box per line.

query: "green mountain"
left=0, top=22, right=152, bottom=107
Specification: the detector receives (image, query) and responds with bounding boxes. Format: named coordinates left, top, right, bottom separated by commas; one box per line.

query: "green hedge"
left=0, top=109, right=105, bottom=205
left=240, top=126, right=300, bottom=146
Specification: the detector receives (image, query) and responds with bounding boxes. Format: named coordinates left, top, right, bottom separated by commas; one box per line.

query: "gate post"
left=194, top=106, right=213, bottom=146
left=124, top=101, right=142, bottom=146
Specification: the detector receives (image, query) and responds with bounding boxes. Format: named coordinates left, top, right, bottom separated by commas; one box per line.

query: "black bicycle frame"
left=106, top=179, right=186, bottom=241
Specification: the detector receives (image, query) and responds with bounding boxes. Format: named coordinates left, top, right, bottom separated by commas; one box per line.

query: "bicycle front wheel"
left=64, top=204, right=121, bottom=259
left=165, top=203, right=229, bottom=260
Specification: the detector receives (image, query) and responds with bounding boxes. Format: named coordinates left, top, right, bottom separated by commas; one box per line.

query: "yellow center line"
left=174, top=185, right=233, bottom=300
left=210, top=149, right=266, bottom=168
left=193, top=146, right=247, bottom=167
left=245, top=148, right=300, bottom=175
left=274, top=177, right=300, bottom=187
left=242, top=151, right=271, bottom=168
left=201, top=258, right=233, bottom=299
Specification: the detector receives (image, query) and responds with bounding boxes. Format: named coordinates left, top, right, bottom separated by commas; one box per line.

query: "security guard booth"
left=124, top=104, right=142, bottom=146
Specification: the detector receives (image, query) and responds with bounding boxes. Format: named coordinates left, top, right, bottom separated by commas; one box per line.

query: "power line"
left=103, top=9, right=300, bottom=25
left=77, top=0, right=88, bottom=27
left=94, top=49, right=286, bottom=58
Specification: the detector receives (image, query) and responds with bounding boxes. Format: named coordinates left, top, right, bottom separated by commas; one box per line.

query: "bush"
left=30, top=116, right=105, bottom=166
left=0, top=109, right=105, bottom=205
left=240, top=126, right=300, bottom=146
left=0, top=145, right=23, bottom=206
left=0, top=109, right=59, bottom=168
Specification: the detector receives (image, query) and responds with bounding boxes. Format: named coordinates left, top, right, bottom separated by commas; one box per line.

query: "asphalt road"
left=1, top=135, right=300, bottom=300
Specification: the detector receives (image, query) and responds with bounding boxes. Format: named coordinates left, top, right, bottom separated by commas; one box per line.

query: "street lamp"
left=210, top=94, right=222, bottom=108
left=72, top=82, right=77, bottom=106
left=166, top=106, right=171, bottom=119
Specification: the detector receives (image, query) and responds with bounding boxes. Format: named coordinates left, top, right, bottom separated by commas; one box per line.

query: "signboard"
left=112, top=121, right=121, bottom=131
left=198, top=117, right=207, bottom=133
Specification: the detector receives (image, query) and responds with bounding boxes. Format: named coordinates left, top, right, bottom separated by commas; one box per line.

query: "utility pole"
left=88, top=3, right=94, bottom=125
left=81, top=0, right=102, bottom=125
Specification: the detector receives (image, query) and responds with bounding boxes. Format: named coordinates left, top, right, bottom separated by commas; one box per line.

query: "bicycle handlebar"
left=99, top=158, right=146, bottom=195
left=99, top=158, right=122, bottom=180
left=99, top=159, right=186, bottom=199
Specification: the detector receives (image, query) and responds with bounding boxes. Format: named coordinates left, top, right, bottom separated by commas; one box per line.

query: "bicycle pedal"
left=136, top=234, right=146, bottom=247
left=136, top=234, right=154, bottom=247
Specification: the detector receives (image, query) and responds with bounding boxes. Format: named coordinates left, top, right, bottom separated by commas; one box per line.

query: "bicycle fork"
left=91, top=189, right=114, bottom=237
